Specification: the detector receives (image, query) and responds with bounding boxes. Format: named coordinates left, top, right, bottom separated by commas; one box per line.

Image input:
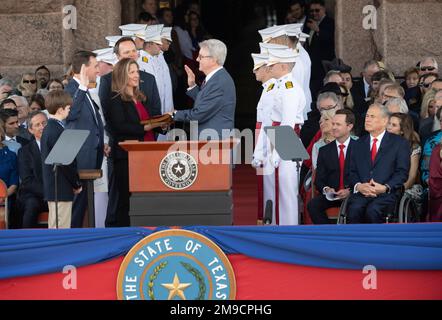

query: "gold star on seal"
left=161, top=273, right=192, bottom=300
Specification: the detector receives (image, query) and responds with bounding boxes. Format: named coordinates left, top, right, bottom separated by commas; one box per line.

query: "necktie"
left=371, top=138, right=378, bottom=163
left=339, top=144, right=345, bottom=190
left=201, top=79, right=206, bottom=88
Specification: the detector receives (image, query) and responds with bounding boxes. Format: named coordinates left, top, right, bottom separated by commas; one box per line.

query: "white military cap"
left=251, top=53, right=269, bottom=71
left=259, top=42, right=289, bottom=55
left=161, top=27, right=173, bottom=42
left=93, top=48, right=118, bottom=66
left=258, top=25, right=286, bottom=43
left=267, top=47, right=299, bottom=66
left=145, top=24, right=164, bottom=45
left=106, top=35, right=125, bottom=47
left=119, top=24, right=148, bottom=40
left=284, top=23, right=303, bottom=37
left=298, top=32, right=310, bottom=42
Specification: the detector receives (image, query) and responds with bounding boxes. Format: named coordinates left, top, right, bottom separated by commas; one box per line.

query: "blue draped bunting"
left=0, top=224, right=441, bottom=279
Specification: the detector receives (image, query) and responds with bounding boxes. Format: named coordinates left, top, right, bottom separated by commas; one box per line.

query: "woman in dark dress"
left=107, top=58, right=162, bottom=227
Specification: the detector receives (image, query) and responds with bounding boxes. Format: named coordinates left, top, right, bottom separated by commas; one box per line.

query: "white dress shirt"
left=335, top=136, right=351, bottom=158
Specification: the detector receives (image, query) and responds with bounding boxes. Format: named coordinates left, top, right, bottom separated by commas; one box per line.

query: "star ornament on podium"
left=161, top=273, right=192, bottom=300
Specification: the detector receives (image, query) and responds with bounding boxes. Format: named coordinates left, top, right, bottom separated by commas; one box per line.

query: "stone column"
left=335, top=0, right=442, bottom=77
left=0, top=0, right=121, bottom=83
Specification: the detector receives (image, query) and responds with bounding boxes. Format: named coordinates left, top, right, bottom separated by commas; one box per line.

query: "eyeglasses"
left=23, top=80, right=37, bottom=84
left=420, top=66, right=436, bottom=72
left=197, top=55, right=212, bottom=60
left=419, top=82, right=433, bottom=89
left=321, top=103, right=338, bottom=111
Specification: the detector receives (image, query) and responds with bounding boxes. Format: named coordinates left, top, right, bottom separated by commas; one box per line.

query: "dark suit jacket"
left=107, top=93, right=147, bottom=160
left=99, top=71, right=161, bottom=128
left=315, top=139, right=356, bottom=192
left=174, top=68, right=236, bottom=139
left=349, top=132, right=410, bottom=193
left=65, top=80, right=104, bottom=170
left=351, top=79, right=369, bottom=115
left=17, top=139, right=44, bottom=199
left=41, top=119, right=81, bottom=201
left=304, top=15, right=336, bottom=77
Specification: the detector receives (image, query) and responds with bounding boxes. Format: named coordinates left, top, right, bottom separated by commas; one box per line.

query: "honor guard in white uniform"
left=135, top=25, right=171, bottom=115
left=285, top=24, right=312, bottom=118
left=259, top=26, right=309, bottom=122
left=251, top=53, right=277, bottom=223
left=156, top=27, right=175, bottom=140
left=266, top=48, right=306, bottom=225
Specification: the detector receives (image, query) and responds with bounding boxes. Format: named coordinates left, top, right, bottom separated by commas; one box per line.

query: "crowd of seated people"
left=303, top=57, right=442, bottom=224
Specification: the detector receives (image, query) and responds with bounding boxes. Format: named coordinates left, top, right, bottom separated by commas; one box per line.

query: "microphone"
left=264, top=200, right=273, bottom=225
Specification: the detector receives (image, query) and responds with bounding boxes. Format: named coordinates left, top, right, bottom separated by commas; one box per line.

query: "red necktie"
left=371, top=138, right=378, bottom=163
left=339, top=144, right=345, bottom=190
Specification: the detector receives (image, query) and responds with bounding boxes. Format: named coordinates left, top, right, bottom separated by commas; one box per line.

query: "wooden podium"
left=120, top=140, right=237, bottom=226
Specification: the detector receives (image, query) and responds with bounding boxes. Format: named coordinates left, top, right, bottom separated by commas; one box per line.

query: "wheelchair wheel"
left=337, top=197, right=350, bottom=224
left=399, top=194, right=418, bottom=223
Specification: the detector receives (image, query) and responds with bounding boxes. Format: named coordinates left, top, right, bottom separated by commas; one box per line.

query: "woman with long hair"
left=387, top=112, right=423, bottom=213
left=107, top=58, right=163, bottom=227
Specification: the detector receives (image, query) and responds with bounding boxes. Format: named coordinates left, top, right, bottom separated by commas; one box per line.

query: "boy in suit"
left=41, top=91, right=82, bottom=229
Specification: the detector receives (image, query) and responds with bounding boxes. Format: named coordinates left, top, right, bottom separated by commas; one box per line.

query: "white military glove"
left=270, top=151, right=281, bottom=169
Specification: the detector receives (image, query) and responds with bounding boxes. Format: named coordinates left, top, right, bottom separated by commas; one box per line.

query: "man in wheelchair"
left=308, top=109, right=357, bottom=224
left=346, top=104, right=411, bottom=223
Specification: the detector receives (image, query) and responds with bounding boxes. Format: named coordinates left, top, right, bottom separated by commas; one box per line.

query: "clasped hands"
left=357, top=179, right=387, bottom=198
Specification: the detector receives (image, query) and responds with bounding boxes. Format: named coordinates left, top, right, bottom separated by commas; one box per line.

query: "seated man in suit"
left=0, top=108, right=30, bottom=154
left=170, top=39, right=236, bottom=141
left=347, top=103, right=410, bottom=224
left=308, top=108, right=356, bottom=224
left=17, top=111, right=49, bottom=228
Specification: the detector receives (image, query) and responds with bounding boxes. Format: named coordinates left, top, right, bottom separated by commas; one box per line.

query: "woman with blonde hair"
left=312, top=109, right=336, bottom=170
left=420, top=88, right=438, bottom=119
left=107, top=58, right=163, bottom=227
left=15, top=73, right=37, bottom=99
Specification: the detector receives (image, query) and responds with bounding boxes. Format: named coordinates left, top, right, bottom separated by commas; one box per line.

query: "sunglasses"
left=419, top=82, right=433, bottom=89
left=420, top=66, right=436, bottom=72
left=23, top=80, right=37, bottom=84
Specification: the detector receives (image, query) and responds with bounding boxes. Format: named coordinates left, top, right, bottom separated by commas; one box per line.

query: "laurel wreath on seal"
left=180, top=262, right=206, bottom=300
left=148, top=261, right=168, bottom=300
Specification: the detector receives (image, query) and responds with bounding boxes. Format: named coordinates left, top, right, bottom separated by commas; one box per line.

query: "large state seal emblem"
left=159, top=151, right=198, bottom=190
left=117, top=230, right=236, bottom=300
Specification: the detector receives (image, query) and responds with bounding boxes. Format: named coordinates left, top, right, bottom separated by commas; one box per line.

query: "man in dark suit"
left=98, top=37, right=161, bottom=228
left=304, top=0, right=335, bottom=98
left=347, top=103, right=411, bottom=224
left=351, top=60, right=380, bottom=117
left=0, top=108, right=30, bottom=154
left=17, top=111, right=49, bottom=228
left=171, top=39, right=236, bottom=140
left=308, top=109, right=356, bottom=224
left=65, top=51, right=105, bottom=228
